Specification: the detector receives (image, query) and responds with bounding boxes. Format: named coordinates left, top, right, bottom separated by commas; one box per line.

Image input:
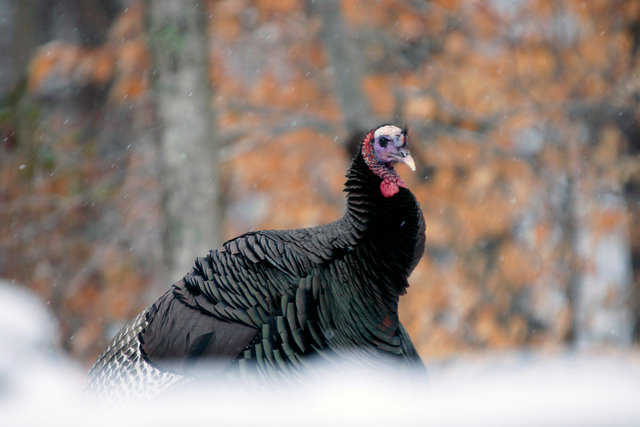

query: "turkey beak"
left=402, top=153, right=416, bottom=171
left=394, top=150, right=416, bottom=171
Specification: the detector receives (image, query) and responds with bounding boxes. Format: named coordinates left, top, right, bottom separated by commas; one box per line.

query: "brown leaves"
left=8, top=0, right=640, bottom=364
left=28, top=2, right=149, bottom=103
left=226, top=129, right=346, bottom=235
left=28, top=41, right=115, bottom=93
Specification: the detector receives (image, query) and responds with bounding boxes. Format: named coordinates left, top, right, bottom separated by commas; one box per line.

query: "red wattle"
left=380, top=180, right=399, bottom=198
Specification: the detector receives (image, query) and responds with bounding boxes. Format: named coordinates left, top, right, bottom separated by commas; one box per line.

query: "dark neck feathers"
left=341, top=152, right=424, bottom=296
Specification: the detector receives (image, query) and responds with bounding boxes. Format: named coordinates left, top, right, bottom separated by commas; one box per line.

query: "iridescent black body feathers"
left=87, top=126, right=426, bottom=402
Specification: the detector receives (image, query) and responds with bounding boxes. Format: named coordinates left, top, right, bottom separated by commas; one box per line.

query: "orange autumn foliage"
left=5, top=0, right=639, bottom=364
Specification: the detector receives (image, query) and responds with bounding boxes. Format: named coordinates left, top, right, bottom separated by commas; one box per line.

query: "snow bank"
left=1, top=281, right=638, bottom=426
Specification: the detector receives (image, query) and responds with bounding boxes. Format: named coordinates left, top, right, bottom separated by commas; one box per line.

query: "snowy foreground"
left=1, top=281, right=640, bottom=426
left=3, top=355, right=640, bottom=427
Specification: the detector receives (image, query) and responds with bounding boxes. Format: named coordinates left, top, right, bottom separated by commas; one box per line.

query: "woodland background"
left=1, top=0, right=639, bottom=368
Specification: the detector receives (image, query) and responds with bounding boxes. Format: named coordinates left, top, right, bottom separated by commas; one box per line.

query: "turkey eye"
left=378, top=137, right=388, bottom=148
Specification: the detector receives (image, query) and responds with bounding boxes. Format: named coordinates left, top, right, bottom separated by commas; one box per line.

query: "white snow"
left=1, top=280, right=639, bottom=426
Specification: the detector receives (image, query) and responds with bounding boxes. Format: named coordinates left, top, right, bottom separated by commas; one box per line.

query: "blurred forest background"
left=1, top=0, right=639, bottom=367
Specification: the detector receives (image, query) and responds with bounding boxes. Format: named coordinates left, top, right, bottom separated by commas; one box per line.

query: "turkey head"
left=361, top=125, right=416, bottom=197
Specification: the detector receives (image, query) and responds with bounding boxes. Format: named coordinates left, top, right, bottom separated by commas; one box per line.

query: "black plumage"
left=87, top=125, right=426, bottom=401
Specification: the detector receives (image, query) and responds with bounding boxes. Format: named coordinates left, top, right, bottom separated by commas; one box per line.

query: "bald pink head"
left=362, top=125, right=416, bottom=197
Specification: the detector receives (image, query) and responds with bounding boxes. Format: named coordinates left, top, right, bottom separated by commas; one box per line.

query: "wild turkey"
left=87, top=124, right=426, bottom=401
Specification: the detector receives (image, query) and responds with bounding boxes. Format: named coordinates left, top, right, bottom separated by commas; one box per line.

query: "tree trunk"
left=308, top=0, right=375, bottom=137
left=146, top=0, right=221, bottom=281
left=572, top=178, right=633, bottom=347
